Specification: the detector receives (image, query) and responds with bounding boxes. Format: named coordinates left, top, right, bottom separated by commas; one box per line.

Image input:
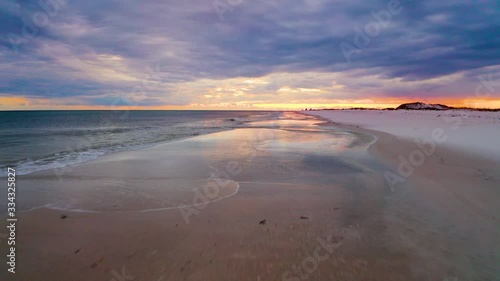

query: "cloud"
left=0, top=0, right=498, bottom=108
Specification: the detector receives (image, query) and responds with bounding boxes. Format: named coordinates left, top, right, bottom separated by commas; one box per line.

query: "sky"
left=0, top=0, right=499, bottom=110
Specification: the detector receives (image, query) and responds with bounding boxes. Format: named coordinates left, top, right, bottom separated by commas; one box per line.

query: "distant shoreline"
left=301, top=101, right=500, bottom=112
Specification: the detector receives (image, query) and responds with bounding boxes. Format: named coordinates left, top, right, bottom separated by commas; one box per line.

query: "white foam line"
left=18, top=202, right=101, bottom=214
left=23, top=182, right=241, bottom=214
left=140, top=182, right=240, bottom=213
left=42, top=205, right=101, bottom=213
left=364, top=133, right=378, bottom=148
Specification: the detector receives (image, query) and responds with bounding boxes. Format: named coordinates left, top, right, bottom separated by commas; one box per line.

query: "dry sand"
left=1, top=112, right=498, bottom=281
left=308, top=109, right=500, bottom=161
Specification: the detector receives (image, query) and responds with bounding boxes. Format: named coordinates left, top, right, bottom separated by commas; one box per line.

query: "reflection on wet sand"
left=1, top=112, right=498, bottom=281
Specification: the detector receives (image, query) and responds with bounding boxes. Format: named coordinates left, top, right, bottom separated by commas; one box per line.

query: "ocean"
left=0, top=110, right=279, bottom=175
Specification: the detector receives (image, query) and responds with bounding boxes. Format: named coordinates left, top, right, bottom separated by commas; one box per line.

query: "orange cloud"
left=1, top=94, right=498, bottom=111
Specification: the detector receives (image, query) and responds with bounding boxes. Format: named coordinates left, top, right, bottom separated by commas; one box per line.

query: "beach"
left=2, top=0, right=499, bottom=279
left=1, top=111, right=499, bottom=281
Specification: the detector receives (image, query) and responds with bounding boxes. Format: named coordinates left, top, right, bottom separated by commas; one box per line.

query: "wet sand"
left=1, top=112, right=498, bottom=281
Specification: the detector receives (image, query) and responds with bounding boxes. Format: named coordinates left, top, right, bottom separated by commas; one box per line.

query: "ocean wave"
left=0, top=116, right=282, bottom=176
left=0, top=112, right=283, bottom=176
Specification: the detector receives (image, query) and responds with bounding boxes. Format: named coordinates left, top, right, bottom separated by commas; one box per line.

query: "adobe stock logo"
left=340, top=0, right=407, bottom=63
left=213, top=0, right=243, bottom=21
left=281, top=233, right=342, bottom=281
left=7, top=0, right=69, bottom=53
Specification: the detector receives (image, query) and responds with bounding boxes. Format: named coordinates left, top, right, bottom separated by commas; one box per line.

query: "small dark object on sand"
left=60, top=214, right=68, bottom=219
left=74, top=249, right=80, bottom=254
left=229, top=118, right=236, bottom=121
left=300, top=216, right=309, bottom=220
left=259, top=219, right=266, bottom=225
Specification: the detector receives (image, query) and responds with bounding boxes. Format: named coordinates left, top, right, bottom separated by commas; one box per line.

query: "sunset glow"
left=1, top=1, right=499, bottom=110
